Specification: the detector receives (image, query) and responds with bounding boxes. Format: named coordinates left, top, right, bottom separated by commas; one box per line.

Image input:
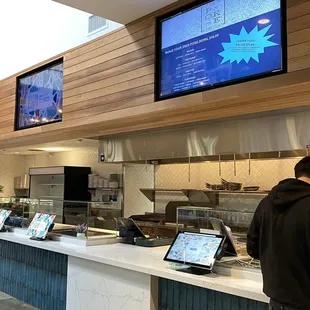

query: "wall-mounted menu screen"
left=156, top=0, right=287, bottom=100
left=15, top=59, right=64, bottom=130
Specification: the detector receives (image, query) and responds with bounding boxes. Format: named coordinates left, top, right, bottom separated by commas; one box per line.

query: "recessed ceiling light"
left=39, top=147, right=69, bottom=152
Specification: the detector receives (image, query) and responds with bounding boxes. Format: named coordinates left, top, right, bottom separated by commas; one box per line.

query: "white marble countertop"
left=0, top=232, right=268, bottom=303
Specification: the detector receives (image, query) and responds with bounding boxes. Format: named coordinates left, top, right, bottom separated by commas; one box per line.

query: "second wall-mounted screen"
left=15, top=59, right=64, bottom=131
left=156, top=0, right=286, bottom=100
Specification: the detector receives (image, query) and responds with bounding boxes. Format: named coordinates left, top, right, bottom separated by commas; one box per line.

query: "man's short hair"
left=295, top=156, right=310, bottom=179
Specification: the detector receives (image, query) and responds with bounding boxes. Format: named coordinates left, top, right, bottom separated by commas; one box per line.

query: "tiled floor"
left=0, top=292, right=38, bottom=310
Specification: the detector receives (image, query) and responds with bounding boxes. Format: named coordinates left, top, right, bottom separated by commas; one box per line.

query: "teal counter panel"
left=0, top=239, right=67, bottom=310
left=159, top=278, right=268, bottom=310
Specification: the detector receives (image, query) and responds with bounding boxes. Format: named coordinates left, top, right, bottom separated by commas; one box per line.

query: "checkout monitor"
left=164, top=232, right=225, bottom=270
left=117, top=217, right=146, bottom=238
left=209, top=217, right=238, bottom=256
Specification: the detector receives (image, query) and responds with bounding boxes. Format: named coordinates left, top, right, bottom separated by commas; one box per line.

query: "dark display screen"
left=156, top=0, right=286, bottom=100
left=15, top=59, right=63, bottom=130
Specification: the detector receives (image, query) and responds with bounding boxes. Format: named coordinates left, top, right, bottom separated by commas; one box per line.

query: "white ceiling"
left=0, top=139, right=98, bottom=155
left=53, top=0, right=178, bottom=24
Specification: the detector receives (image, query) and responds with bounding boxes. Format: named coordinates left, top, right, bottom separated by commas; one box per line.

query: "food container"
left=99, top=178, right=105, bottom=188
left=110, top=174, right=120, bottom=182
left=102, top=195, right=110, bottom=202
left=103, top=179, right=109, bottom=188
left=93, top=175, right=99, bottom=188
left=109, top=181, right=119, bottom=189
left=88, top=174, right=95, bottom=188
left=206, top=183, right=225, bottom=190
left=221, top=178, right=242, bottom=191
left=243, top=186, right=260, bottom=191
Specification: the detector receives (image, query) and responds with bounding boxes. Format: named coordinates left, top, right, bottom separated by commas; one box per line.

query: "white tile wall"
left=156, top=158, right=301, bottom=190
left=154, top=158, right=303, bottom=213
left=123, top=164, right=154, bottom=217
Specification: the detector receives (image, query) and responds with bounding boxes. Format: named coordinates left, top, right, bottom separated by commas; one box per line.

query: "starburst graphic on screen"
left=219, top=25, right=278, bottom=64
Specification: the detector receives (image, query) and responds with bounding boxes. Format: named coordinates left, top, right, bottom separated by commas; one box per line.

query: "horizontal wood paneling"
left=64, top=74, right=154, bottom=106
left=287, top=0, right=308, bottom=8
left=1, top=96, right=15, bottom=110
left=64, top=45, right=154, bottom=84
left=64, top=54, right=154, bottom=92
left=1, top=0, right=310, bottom=149
left=65, top=16, right=155, bottom=61
left=63, top=84, right=154, bottom=114
left=65, top=63, right=154, bottom=99
left=0, top=87, right=15, bottom=100
left=288, top=41, right=310, bottom=59
left=287, top=28, right=310, bottom=46
left=288, top=54, right=310, bottom=71
left=288, top=13, right=310, bottom=33
left=66, top=93, right=155, bottom=120
left=65, top=26, right=155, bottom=69
left=65, top=35, right=154, bottom=76
left=288, top=1, right=310, bottom=19
left=0, top=108, right=14, bottom=122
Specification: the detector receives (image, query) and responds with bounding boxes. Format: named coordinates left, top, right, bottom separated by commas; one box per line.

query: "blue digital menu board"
left=15, top=59, right=63, bottom=130
left=156, top=0, right=287, bottom=100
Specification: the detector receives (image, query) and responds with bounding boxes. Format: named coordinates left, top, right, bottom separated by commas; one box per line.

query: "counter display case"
left=176, top=206, right=254, bottom=235
left=176, top=206, right=260, bottom=269
left=0, top=197, right=121, bottom=239
left=0, top=197, right=39, bottom=225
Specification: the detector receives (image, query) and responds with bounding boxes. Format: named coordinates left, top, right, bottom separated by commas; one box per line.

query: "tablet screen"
left=209, top=217, right=238, bottom=256
left=164, top=232, right=225, bottom=268
left=117, top=217, right=146, bottom=238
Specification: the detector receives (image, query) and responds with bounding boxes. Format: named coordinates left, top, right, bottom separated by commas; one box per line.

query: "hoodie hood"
left=269, top=178, right=310, bottom=208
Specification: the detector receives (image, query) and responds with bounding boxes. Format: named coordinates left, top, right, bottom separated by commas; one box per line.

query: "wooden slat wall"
left=0, top=0, right=310, bottom=148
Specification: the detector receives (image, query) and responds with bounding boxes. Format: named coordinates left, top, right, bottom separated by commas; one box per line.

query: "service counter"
left=0, top=231, right=268, bottom=310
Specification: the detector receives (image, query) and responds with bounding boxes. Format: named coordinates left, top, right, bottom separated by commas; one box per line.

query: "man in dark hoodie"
left=247, top=156, right=310, bottom=310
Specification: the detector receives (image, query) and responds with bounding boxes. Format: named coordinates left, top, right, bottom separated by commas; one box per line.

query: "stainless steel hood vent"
left=98, top=109, right=310, bottom=163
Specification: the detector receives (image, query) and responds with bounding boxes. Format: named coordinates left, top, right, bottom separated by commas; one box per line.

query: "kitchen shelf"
left=40, top=196, right=63, bottom=199
left=39, top=184, right=64, bottom=186
left=91, top=202, right=119, bottom=205
left=140, top=188, right=269, bottom=202
left=140, top=188, right=187, bottom=202
left=88, top=188, right=122, bottom=191
left=202, top=190, right=270, bottom=194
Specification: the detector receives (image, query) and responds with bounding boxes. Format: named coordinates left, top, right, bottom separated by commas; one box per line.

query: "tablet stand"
left=29, top=223, right=55, bottom=241
left=177, top=266, right=213, bottom=275
left=30, top=236, right=46, bottom=241
left=119, top=227, right=136, bottom=245
left=0, top=226, right=13, bottom=233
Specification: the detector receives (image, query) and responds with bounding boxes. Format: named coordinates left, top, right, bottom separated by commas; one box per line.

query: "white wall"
left=123, top=164, right=154, bottom=217
left=0, top=155, right=27, bottom=196
left=0, top=148, right=122, bottom=197
left=156, top=158, right=300, bottom=190
left=25, top=147, right=122, bottom=178
left=0, top=0, right=122, bottom=80
left=0, top=152, right=303, bottom=215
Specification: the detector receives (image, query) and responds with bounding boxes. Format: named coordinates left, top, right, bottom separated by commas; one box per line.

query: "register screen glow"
left=166, top=233, right=222, bottom=266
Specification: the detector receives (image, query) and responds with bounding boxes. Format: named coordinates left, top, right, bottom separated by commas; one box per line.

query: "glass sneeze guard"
left=0, top=197, right=121, bottom=239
